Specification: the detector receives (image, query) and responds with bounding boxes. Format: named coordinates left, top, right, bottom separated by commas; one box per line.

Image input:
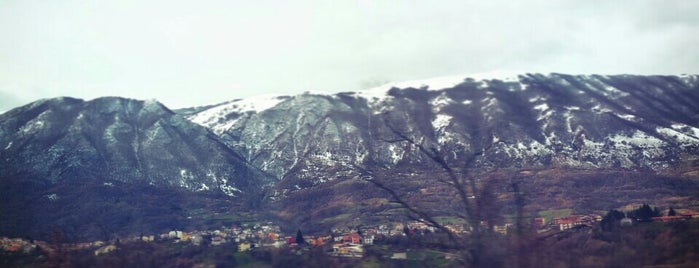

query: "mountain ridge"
left=1, top=73, right=698, bottom=240
left=184, top=73, right=699, bottom=180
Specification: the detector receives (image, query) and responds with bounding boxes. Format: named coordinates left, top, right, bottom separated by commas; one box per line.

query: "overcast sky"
left=1, top=0, right=697, bottom=112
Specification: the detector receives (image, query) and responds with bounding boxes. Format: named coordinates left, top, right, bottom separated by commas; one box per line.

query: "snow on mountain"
left=181, top=73, right=699, bottom=183
left=0, top=96, right=271, bottom=195
left=353, top=70, right=524, bottom=101
left=2, top=73, right=699, bottom=241
left=188, top=94, right=290, bottom=134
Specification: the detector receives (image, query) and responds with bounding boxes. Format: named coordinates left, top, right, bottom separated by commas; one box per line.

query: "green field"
left=538, top=209, right=573, bottom=223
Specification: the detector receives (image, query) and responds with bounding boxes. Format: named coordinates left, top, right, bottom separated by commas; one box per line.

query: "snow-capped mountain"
left=1, top=73, right=698, bottom=240
left=0, top=96, right=271, bottom=195
left=185, top=73, right=699, bottom=189
left=179, top=73, right=699, bottom=231
left=0, top=97, right=274, bottom=240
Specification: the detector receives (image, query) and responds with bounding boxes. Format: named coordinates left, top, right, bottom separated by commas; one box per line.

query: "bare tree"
left=355, top=111, right=516, bottom=267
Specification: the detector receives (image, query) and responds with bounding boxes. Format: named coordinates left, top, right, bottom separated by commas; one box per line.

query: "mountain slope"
left=186, top=74, right=699, bottom=184
left=184, top=73, right=699, bottom=231
left=0, top=97, right=272, bottom=240
left=1, top=73, right=698, bottom=239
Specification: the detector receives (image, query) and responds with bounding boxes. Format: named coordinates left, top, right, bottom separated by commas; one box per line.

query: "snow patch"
left=387, top=144, right=403, bottom=164
left=21, top=119, right=45, bottom=134
left=354, top=87, right=392, bottom=102
left=529, top=96, right=545, bottom=103
left=145, top=125, right=164, bottom=143
left=564, top=112, right=575, bottom=132
left=188, top=94, right=287, bottom=133
left=610, top=130, right=665, bottom=148
left=657, top=126, right=699, bottom=144
left=589, top=79, right=630, bottom=98
left=533, top=103, right=549, bottom=112
left=544, top=131, right=558, bottom=145
left=430, top=93, right=454, bottom=110
left=616, top=114, right=637, bottom=121
left=372, top=74, right=468, bottom=91
left=355, top=71, right=523, bottom=101
left=437, top=131, right=459, bottom=144
left=197, top=183, right=210, bottom=191
left=432, top=114, right=452, bottom=131
left=464, top=70, right=523, bottom=81
left=179, top=169, right=192, bottom=188
left=669, top=123, right=699, bottom=138
left=481, top=97, right=497, bottom=109
left=591, top=104, right=613, bottom=114
left=519, top=82, right=529, bottom=91
left=45, top=193, right=59, bottom=201
left=205, top=170, right=242, bottom=197
left=232, top=94, right=288, bottom=113
left=535, top=103, right=554, bottom=121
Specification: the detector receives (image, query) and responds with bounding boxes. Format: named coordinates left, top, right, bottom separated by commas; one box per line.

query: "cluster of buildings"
left=0, top=237, right=36, bottom=253
left=531, top=214, right=602, bottom=232
left=489, top=213, right=603, bottom=235
left=7, top=209, right=697, bottom=259
left=158, top=222, right=284, bottom=251
left=550, top=214, right=602, bottom=231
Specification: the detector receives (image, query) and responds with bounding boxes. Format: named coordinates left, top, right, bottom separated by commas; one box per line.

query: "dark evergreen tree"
left=668, top=207, right=677, bottom=216
left=631, top=204, right=659, bottom=222
left=600, top=209, right=625, bottom=232
left=296, top=229, right=305, bottom=244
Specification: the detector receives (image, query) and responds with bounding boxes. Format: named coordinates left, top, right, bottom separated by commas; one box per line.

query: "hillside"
left=1, top=73, right=698, bottom=239
left=182, top=73, right=699, bottom=231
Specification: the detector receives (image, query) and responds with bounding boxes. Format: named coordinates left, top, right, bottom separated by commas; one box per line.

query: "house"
left=493, top=224, right=511, bottom=235
left=377, top=225, right=390, bottom=236
left=533, top=217, right=546, bottom=227
left=554, top=215, right=594, bottom=231
left=211, top=236, right=225, bottom=246
left=363, top=235, right=374, bottom=245
left=557, top=218, right=576, bottom=231
left=180, top=232, right=192, bottom=242
left=652, top=215, right=691, bottom=222
left=191, top=235, right=204, bottom=246
left=377, top=228, right=390, bottom=236
left=238, top=242, right=251, bottom=252
left=332, top=243, right=363, bottom=257
left=343, top=233, right=361, bottom=244
left=168, top=230, right=183, bottom=239
left=445, top=224, right=465, bottom=234
left=303, top=235, right=315, bottom=244
left=285, top=236, right=296, bottom=245
left=311, top=236, right=325, bottom=246
left=267, top=232, right=279, bottom=241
